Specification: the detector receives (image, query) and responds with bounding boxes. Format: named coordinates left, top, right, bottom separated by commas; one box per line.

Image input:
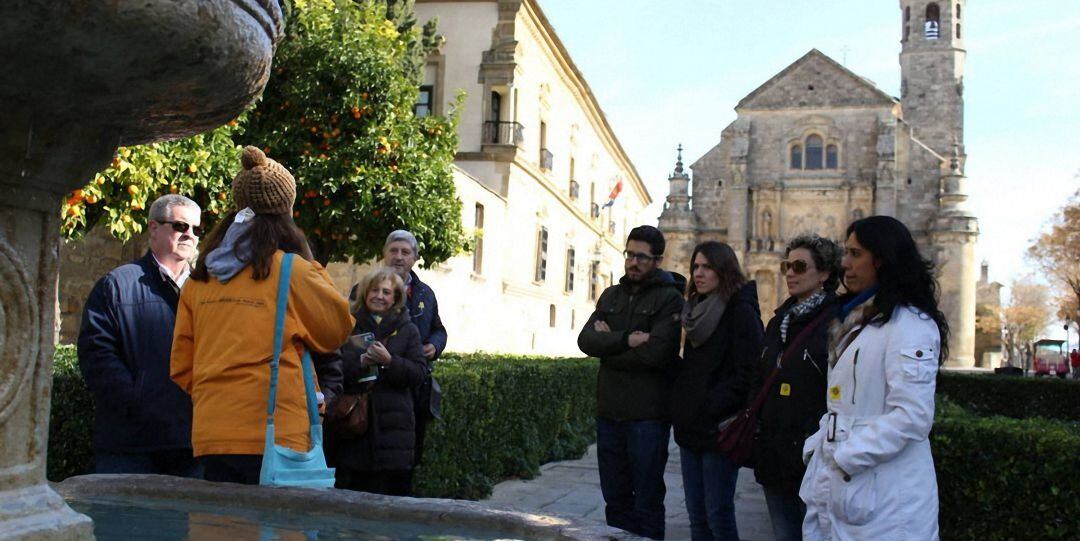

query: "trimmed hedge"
left=937, top=371, right=1080, bottom=422
left=933, top=400, right=1080, bottom=540
left=414, top=353, right=597, bottom=499
left=47, top=346, right=597, bottom=499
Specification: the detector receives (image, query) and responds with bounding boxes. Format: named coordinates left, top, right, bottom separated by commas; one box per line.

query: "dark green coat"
left=577, top=269, right=684, bottom=421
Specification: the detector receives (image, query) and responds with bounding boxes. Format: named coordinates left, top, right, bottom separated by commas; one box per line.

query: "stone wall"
left=57, top=229, right=147, bottom=344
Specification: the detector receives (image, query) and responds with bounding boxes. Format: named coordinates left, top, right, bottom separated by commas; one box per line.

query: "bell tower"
left=900, top=1, right=977, bottom=367
left=899, top=0, right=966, bottom=154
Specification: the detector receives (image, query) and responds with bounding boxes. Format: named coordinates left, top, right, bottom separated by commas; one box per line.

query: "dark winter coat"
left=328, top=307, right=427, bottom=472
left=406, top=270, right=445, bottom=421
left=578, top=268, right=685, bottom=422
left=669, top=281, right=764, bottom=451
left=77, top=251, right=193, bottom=453
left=753, top=294, right=835, bottom=491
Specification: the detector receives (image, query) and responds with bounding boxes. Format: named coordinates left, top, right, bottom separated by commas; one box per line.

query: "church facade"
left=659, top=1, right=978, bottom=366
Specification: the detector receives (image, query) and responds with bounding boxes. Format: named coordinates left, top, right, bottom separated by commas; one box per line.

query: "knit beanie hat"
left=231, top=146, right=296, bottom=215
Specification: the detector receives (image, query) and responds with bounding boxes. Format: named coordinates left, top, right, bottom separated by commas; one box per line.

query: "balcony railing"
left=540, top=148, right=554, bottom=171
left=482, top=121, right=524, bottom=146
left=590, top=203, right=601, bottom=219
left=569, top=180, right=580, bottom=200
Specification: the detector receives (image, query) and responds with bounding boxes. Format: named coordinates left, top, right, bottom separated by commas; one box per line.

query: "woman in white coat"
left=799, top=216, right=949, bottom=541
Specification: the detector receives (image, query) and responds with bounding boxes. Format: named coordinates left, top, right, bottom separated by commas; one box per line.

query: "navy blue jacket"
left=77, top=251, right=193, bottom=453
left=406, top=270, right=447, bottom=360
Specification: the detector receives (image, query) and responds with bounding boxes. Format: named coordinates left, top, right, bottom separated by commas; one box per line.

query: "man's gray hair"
left=148, top=194, right=200, bottom=222
left=384, top=229, right=419, bottom=255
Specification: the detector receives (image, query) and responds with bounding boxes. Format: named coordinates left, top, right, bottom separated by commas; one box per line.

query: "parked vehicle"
left=1032, top=339, right=1068, bottom=378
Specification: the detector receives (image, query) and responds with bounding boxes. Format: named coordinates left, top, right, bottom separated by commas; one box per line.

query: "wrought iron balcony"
left=482, top=121, right=524, bottom=146
left=590, top=203, right=601, bottom=219
left=540, top=148, right=554, bottom=171
left=569, top=180, right=580, bottom=200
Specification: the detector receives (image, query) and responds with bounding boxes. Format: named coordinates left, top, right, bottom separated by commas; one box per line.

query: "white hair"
left=383, top=229, right=419, bottom=255
left=148, top=194, right=200, bottom=222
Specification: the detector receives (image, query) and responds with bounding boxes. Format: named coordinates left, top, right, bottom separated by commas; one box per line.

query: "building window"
left=564, top=248, right=576, bottom=293
left=534, top=226, right=548, bottom=282
left=473, top=203, right=484, bottom=274
left=415, top=85, right=433, bottom=118
left=955, top=23, right=961, bottom=39
left=789, top=144, right=803, bottom=169
left=956, top=3, right=961, bottom=19
left=805, top=135, right=824, bottom=169
left=569, top=157, right=579, bottom=199
left=905, top=6, right=911, bottom=21
left=589, top=261, right=600, bottom=301
left=826, top=144, right=838, bottom=169
left=490, top=91, right=502, bottom=121
left=925, top=3, right=940, bottom=39
left=904, top=25, right=910, bottom=41
left=549, top=304, right=556, bottom=327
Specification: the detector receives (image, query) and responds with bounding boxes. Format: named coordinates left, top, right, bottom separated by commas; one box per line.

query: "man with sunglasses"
left=77, top=194, right=204, bottom=477
left=578, top=225, right=685, bottom=540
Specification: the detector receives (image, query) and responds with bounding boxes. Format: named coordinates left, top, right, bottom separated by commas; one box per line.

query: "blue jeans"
left=679, top=447, right=740, bottom=541
left=95, top=449, right=202, bottom=478
left=763, top=484, right=806, bottom=541
left=596, top=417, right=670, bottom=540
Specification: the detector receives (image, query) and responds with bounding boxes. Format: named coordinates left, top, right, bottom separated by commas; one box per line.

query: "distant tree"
left=978, top=278, right=1053, bottom=368
left=1028, top=184, right=1080, bottom=331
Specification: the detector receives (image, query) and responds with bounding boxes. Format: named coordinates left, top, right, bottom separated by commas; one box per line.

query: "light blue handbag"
left=259, top=253, right=336, bottom=488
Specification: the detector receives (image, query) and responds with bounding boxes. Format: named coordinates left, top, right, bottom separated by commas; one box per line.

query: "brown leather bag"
left=326, top=392, right=369, bottom=440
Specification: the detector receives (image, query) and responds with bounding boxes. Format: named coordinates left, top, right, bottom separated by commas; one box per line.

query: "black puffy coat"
left=752, top=294, right=835, bottom=491
left=669, top=282, right=764, bottom=451
left=327, top=307, right=426, bottom=472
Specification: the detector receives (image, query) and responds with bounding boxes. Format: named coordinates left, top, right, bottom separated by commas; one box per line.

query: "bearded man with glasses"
left=578, top=225, right=685, bottom=540
left=77, top=194, right=204, bottom=477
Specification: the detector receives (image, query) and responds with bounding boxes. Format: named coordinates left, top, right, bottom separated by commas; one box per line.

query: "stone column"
left=0, top=1, right=283, bottom=538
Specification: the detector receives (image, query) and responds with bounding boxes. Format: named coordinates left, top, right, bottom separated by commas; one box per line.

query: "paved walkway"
left=485, top=437, right=775, bottom=540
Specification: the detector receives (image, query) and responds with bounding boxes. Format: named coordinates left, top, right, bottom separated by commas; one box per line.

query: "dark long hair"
left=191, top=211, right=314, bottom=282
left=845, top=216, right=950, bottom=361
left=686, top=241, right=746, bottom=302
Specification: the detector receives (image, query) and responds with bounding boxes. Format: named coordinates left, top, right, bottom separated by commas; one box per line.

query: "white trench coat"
left=800, top=305, right=940, bottom=541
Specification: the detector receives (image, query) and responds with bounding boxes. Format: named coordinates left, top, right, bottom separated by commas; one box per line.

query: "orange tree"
left=62, top=0, right=467, bottom=266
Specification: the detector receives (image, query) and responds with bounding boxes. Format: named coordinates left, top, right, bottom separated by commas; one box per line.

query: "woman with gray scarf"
left=669, top=241, right=764, bottom=541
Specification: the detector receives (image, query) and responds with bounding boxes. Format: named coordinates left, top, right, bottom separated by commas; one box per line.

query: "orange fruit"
left=127, top=185, right=139, bottom=195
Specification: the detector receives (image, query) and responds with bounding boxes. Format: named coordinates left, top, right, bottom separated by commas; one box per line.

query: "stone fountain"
left=0, top=1, right=283, bottom=538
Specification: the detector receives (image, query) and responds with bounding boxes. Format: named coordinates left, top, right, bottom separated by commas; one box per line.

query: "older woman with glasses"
left=752, top=234, right=843, bottom=541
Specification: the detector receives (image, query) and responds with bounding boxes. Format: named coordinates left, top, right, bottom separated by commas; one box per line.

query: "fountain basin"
left=57, top=475, right=643, bottom=541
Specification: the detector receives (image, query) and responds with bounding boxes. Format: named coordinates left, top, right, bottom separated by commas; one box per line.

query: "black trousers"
left=201, top=454, right=263, bottom=485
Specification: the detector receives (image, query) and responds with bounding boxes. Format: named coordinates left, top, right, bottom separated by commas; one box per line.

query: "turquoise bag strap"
left=266, top=253, right=295, bottom=424
left=266, top=253, right=321, bottom=430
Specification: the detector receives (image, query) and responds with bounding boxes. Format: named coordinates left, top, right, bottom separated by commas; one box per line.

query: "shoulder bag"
left=259, top=253, right=337, bottom=488
left=717, top=308, right=833, bottom=466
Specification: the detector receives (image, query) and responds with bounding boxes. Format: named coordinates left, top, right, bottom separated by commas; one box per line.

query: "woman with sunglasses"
left=799, top=216, right=948, bottom=540
left=669, top=241, right=763, bottom=540
left=752, top=235, right=842, bottom=541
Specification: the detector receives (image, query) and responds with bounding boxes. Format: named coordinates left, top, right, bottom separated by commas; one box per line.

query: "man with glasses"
left=578, top=225, right=685, bottom=540
left=77, top=194, right=203, bottom=476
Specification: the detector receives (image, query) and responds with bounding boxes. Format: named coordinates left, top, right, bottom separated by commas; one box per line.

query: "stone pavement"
left=485, top=437, right=775, bottom=541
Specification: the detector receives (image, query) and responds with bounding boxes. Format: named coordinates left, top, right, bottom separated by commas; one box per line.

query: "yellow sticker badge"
left=419, top=301, right=426, bottom=310
left=779, top=383, right=791, bottom=397
left=828, top=386, right=841, bottom=401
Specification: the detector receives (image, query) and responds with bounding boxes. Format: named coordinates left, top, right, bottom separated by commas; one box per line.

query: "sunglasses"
left=780, top=259, right=811, bottom=274
left=157, top=220, right=204, bottom=237
left=623, top=250, right=658, bottom=263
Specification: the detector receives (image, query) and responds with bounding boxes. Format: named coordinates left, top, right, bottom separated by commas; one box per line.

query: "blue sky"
left=540, top=0, right=1079, bottom=313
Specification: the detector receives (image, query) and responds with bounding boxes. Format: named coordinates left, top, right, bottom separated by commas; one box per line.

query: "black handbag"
left=717, top=309, right=832, bottom=466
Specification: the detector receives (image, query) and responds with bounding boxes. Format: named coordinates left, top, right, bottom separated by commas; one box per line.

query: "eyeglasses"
left=623, top=250, right=658, bottom=263
left=780, top=259, right=811, bottom=274
left=157, top=220, right=203, bottom=237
